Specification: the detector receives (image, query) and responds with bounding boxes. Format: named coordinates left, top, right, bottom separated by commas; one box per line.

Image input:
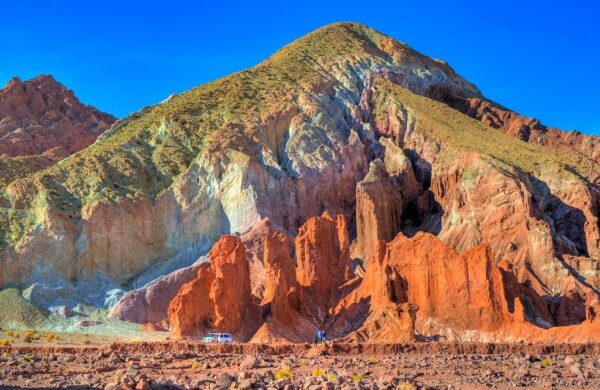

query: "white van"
left=202, top=332, right=233, bottom=343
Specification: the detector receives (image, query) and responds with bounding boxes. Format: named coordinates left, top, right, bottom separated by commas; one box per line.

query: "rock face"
left=0, top=75, right=115, bottom=159
left=261, top=229, right=298, bottom=323
left=109, top=256, right=210, bottom=324
left=387, top=234, right=512, bottom=331
left=164, top=220, right=581, bottom=343
left=168, top=235, right=257, bottom=339
left=354, top=159, right=404, bottom=260
left=294, top=212, right=352, bottom=318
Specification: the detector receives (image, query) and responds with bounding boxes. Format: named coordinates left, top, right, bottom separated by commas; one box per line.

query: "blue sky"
left=1, top=1, right=599, bottom=135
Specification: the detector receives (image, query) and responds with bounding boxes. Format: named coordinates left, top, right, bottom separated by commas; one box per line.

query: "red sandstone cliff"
left=166, top=211, right=599, bottom=343
left=167, top=235, right=259, bottom=339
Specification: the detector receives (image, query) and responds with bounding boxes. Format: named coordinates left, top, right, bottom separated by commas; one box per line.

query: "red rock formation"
left=295, top=212, right=353, bottom=319
left=241, top=218, right=294, bottom=300
left=385, top=233, right=515, bottom=331
left=553, top=290, right=587, bottom=326
left=497, top=260, right=554, bottom=327
left=249, top=228, right=318, bottom=344
left=165, top=219, right=600, bottom=344
left=0, top=75, right=115, bottom=159
left=167, top=235, right=257, bottom=339
left=167, top=212, right=355, bottom=342
left=261, top=229, right=298, bottom=324
left=354, top=160, right=404, bottom=260
left=336, top=232, right=548, bottom=341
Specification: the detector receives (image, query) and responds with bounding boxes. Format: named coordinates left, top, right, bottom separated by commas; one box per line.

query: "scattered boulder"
left=56, top=306, right=73, bottom=318
left=240, top=356, right=260, bottom=370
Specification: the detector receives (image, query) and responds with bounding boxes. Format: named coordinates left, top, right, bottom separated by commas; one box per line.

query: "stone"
left=238, top=378, right=253, bottom=390
left=56, top=306, right=73, bottom=318
left=570, top=364, right=583, bottom=377
left=215, top=373, right=233, bottom=388
left=135, top=380, right=152, bottom=390
left=565, top=356, right=576, bottom=366
left=104, top=382, right=120, bottom=390
left=240, top=356, right=259, bottom=370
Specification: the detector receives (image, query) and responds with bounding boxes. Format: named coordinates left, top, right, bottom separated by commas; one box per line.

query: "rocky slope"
left=0, top=75, right=116, bottom=193
left=0, top=75, right=115, bottom=160
left=1, top=22, right=599, bottom=342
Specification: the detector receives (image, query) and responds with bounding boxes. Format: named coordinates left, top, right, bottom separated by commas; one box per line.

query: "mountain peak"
left=264, top=22, right=481, bottom=99
left=0, top=74, right=116, bottom=159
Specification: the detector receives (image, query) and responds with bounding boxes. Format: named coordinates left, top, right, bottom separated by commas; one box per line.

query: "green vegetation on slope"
left=0, top=23, right=417, bottom=247
left=0, top=288, right=46, bottom=328
left=0, top=155, right=53, bottom=189
left=0, top=22, right=578, bottom=249
left=370, top=78, right=600, bottom=181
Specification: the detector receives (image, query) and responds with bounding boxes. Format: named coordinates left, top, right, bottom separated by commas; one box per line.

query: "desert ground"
left=2, top=338, right=600, bottom=389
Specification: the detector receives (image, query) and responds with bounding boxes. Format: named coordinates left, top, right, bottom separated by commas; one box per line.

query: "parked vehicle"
left=202, top=332, right=233, bottom=343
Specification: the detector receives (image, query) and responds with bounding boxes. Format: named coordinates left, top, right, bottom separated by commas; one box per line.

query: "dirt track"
left=1, top=342, right=600, bottom=389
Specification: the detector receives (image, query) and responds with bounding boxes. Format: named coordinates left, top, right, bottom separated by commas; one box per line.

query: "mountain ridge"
left=1, top=22, right=599, bottom=343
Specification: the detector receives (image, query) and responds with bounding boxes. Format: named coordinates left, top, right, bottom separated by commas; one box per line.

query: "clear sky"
left=1, top=1, right=599, bottom=135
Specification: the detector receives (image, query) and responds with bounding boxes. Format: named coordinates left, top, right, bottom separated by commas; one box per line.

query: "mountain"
left=0, top=75, right=116, bottom=187
left=1, top=23, right=599, bottom=342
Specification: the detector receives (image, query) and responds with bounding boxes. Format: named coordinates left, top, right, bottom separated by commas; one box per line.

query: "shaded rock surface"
left=109, top=256, right=210, bottom=324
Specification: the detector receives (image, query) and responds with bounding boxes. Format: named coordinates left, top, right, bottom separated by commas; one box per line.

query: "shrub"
left=541, top=358, right=551, bottom=368
left=23, top=330, right=35, bottom=342
left=274, top=368, right=294, bottom=380
left=23, top=355, right=33, bottom=363
left=1, top=339, right=11, bottom=346
left=367, top=356, right=378, bottom=364
left=311, top=368, right=325, bottom=377
left=398, top=382, right=415, bottom=390
left=43, top=332, right=58, bottom=342
left=351, top=373, right=363, bottom=382
left=191, top=360, right=201, bottom=371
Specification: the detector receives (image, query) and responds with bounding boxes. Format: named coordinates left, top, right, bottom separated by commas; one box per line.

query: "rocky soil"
left=2, top=342, right=600, bottom=389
